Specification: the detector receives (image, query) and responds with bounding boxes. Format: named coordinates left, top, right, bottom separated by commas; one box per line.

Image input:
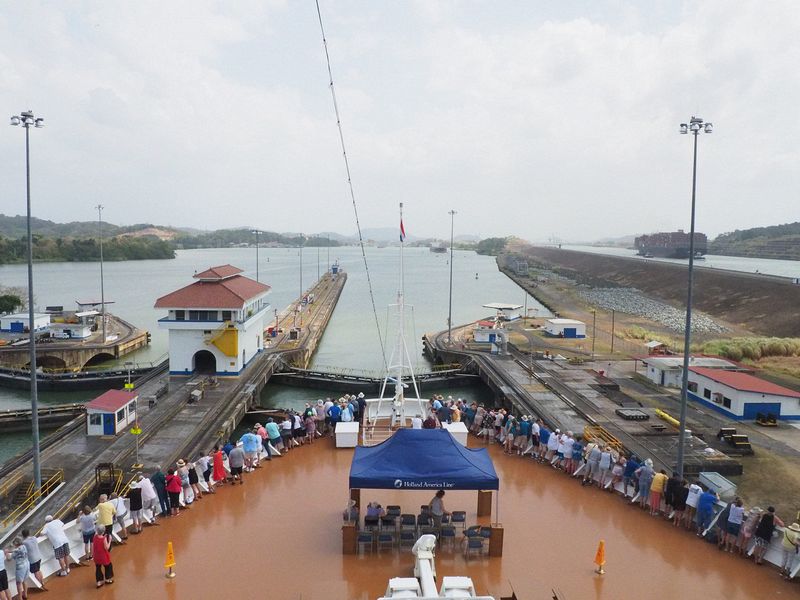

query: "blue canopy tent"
left=349, top=429, right=499, bottom=491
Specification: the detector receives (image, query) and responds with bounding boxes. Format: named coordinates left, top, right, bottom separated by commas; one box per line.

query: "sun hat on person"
left=789, top=523, right=800, bottom=532
left=45, top=515, right=53, bottom=522
left=645, top=458, right=654, bottom=467
left=176, top=459, right=186, bottom=467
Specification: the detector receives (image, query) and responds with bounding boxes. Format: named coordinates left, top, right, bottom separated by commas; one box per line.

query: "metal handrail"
left=1, top=469, right=63, bottom=528
left=48, top=476, right=96, bottom=526
left=583, top=425, right=623, bottom=452
left=0, top=472, right=23, bottom=498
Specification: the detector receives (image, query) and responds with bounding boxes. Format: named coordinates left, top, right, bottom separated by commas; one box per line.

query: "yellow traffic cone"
left=594, top=539, right=606, bottom=575
left=164, top=541, right=176, bottom=578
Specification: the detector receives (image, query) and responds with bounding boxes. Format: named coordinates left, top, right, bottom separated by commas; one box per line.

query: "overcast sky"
left=2, top=1, right=798, bottom=242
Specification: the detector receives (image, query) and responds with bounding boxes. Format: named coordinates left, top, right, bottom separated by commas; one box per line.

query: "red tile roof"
left=193, top=265, right=243, bottom=280
left=86, top=389, right=137, bottom=412
left=689, top=367, right=800, bottom=398
left=154, top=275, right=270, bottom=309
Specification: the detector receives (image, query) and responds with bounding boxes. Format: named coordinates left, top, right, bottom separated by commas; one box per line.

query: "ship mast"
left=376, top=202, right=422, bottom=425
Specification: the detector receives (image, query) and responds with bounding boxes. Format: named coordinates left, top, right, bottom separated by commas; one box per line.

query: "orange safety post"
left=594, top=539, right=605, bottom=575
left=165, top=541, right=176, bottom=578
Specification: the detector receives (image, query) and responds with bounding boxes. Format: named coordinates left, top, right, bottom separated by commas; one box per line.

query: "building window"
left=703, top=388, right=711, bottom=399
left=688, top=382, right=698, bottom=393
left=723, top=397, right=732, bottom=408
left=116, top=408, right=125, bottom=423
left=712, top=393, right=723, bottom=404
left=89, top=414, right=101, bottom=425
left=203, top=330, right=212, bottom=335
left=189, top=310, right=218, bottom=321
left=175, top=310, right=185, bottom=321
left=222, top=311, right=232, bottom=321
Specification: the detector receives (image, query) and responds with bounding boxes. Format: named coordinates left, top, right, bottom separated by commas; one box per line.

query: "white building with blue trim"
left=688, top=366, right=800, bottom=421
left=154, top=265, right=270, bottom=376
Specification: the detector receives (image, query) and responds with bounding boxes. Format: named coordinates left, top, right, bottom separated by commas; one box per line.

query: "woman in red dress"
left=212, top=445, right=226, bottom=487
left=93, top=525, right=113, bottom=588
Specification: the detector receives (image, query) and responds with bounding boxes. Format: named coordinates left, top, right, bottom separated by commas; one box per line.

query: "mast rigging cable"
left=315, top=0, right=388, bottom=372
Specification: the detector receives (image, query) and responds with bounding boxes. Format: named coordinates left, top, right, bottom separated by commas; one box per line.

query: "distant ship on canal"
left=634, top=230, right=708, bottom=259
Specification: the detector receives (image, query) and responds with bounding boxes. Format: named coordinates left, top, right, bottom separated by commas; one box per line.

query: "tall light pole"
left=96, top=205, right=106, bottom=343
left=591, top=309, right=596, bottom=360
left=676, top=115, right=713, bottom=478
left=251, top=229, right=262, bottom=282
left=447, top=210, right=456, bottom=343
left=11, top=110, right=45, bottom=490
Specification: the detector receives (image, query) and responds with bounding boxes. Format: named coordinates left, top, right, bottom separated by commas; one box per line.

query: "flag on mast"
left=400, top=219, right=406, bottom=242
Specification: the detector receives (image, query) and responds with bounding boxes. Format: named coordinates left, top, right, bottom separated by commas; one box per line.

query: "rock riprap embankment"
left=578, top=288, right=726, bottom=334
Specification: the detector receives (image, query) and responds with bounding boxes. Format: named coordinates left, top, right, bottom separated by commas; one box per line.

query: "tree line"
left=0, top=235, right=175, bottom=264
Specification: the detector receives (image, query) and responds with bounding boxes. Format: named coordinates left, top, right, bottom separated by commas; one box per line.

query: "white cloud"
left=1, top=1, right=798, bottom=241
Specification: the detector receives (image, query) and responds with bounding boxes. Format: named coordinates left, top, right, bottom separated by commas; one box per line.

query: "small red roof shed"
left=86, top=389, right=137, bottom=412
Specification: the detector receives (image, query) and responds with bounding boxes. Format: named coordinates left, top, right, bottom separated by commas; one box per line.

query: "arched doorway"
left=82, top=352, right=116, bottom=370
left=193, top=350, right=217, bottom=374
left=35, top=355, right=68, bottom=371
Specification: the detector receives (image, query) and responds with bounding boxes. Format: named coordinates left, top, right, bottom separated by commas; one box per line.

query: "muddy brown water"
left=46, top=437, right=793, bottom=599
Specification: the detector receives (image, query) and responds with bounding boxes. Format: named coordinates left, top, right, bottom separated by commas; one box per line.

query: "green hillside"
left=710, top=222, right=800, bottom=260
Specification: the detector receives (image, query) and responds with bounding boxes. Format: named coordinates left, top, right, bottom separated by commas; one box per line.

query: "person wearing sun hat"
left=780, top=522, right=800, bottom=576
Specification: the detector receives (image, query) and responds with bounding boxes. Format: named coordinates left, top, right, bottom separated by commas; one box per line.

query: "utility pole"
left=96, top=205, right=106, bottom=344
left=11, top=109, right=45, bottom=491
left=676, top=115, right=713, bottom=478
left=251, top=229, right=262, bottom=282
left=610, top=309, right=615, bottom=354
left=447, top=210, right=456, bottom=343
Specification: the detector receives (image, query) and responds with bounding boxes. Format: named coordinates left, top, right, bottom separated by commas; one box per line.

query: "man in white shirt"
left=411, top=416, right=423, bottom=429
left=42, top=515, right=71, bottom=577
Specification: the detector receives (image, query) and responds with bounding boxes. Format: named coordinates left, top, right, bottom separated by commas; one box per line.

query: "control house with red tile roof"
left=154, top=265, right=271, bottom=376
left=687, top=366, right=800, bottom=420
left=85, top=389, right=138, bottom=436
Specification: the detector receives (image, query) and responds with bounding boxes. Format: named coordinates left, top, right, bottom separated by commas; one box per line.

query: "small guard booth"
left=86, top=389, right=138, bottom=436
left=344, top=429, right=502, bottom=554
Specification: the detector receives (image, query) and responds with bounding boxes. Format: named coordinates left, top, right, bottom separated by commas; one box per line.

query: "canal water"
left=0, top=246, right=544, bottom=461
left=563, top=244, right=800, bottom=277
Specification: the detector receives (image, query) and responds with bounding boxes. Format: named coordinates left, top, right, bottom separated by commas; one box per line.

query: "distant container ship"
left=634, top=230, right=708, bottom=259
left=429, top=243, right=447, bottom=253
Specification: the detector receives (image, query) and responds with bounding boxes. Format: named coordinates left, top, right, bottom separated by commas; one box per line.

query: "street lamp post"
left=447, top=210, right=456, bottom=343
left=591, top=309, right=596, bottom=360
left=251, top=229, right=262, bottom=282
left=676, top=115, right=713, bottom=478
left=10, top=110, right=45, bottom=490
left=96, top=204, right=106, bottom=344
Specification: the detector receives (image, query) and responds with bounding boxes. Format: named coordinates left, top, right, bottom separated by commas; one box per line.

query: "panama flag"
left=400, top=219, right=406, bottom=242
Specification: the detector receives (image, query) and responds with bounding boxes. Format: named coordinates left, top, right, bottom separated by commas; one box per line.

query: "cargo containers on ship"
left=634, top=230, right=707, bottom=259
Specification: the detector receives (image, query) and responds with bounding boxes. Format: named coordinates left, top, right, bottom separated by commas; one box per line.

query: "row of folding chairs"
left=358, top=524, right=464, bottom=554
left=363, top=507, right=468, bottom=534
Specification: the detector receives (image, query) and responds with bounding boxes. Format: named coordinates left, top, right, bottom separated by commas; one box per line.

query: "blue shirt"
left=698, top=491, right=717, bottom=513
left=328, top=405, right=341, bottom=420
left=519, top=421, right=531, bottom=436
left=572, top=442, right=583, bottom=460
left=623, top=458, right=639, bottom=477
left=432, top=399, right=442, bottom=410
left=539, top=428, right=550, bottom=445
left=222, top=442, right=234, bottom=456
left=241, top=432, right=260, bottom=453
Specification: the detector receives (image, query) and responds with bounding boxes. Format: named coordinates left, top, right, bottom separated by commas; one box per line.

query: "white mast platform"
left=364, top=203, right=428, bottom=442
